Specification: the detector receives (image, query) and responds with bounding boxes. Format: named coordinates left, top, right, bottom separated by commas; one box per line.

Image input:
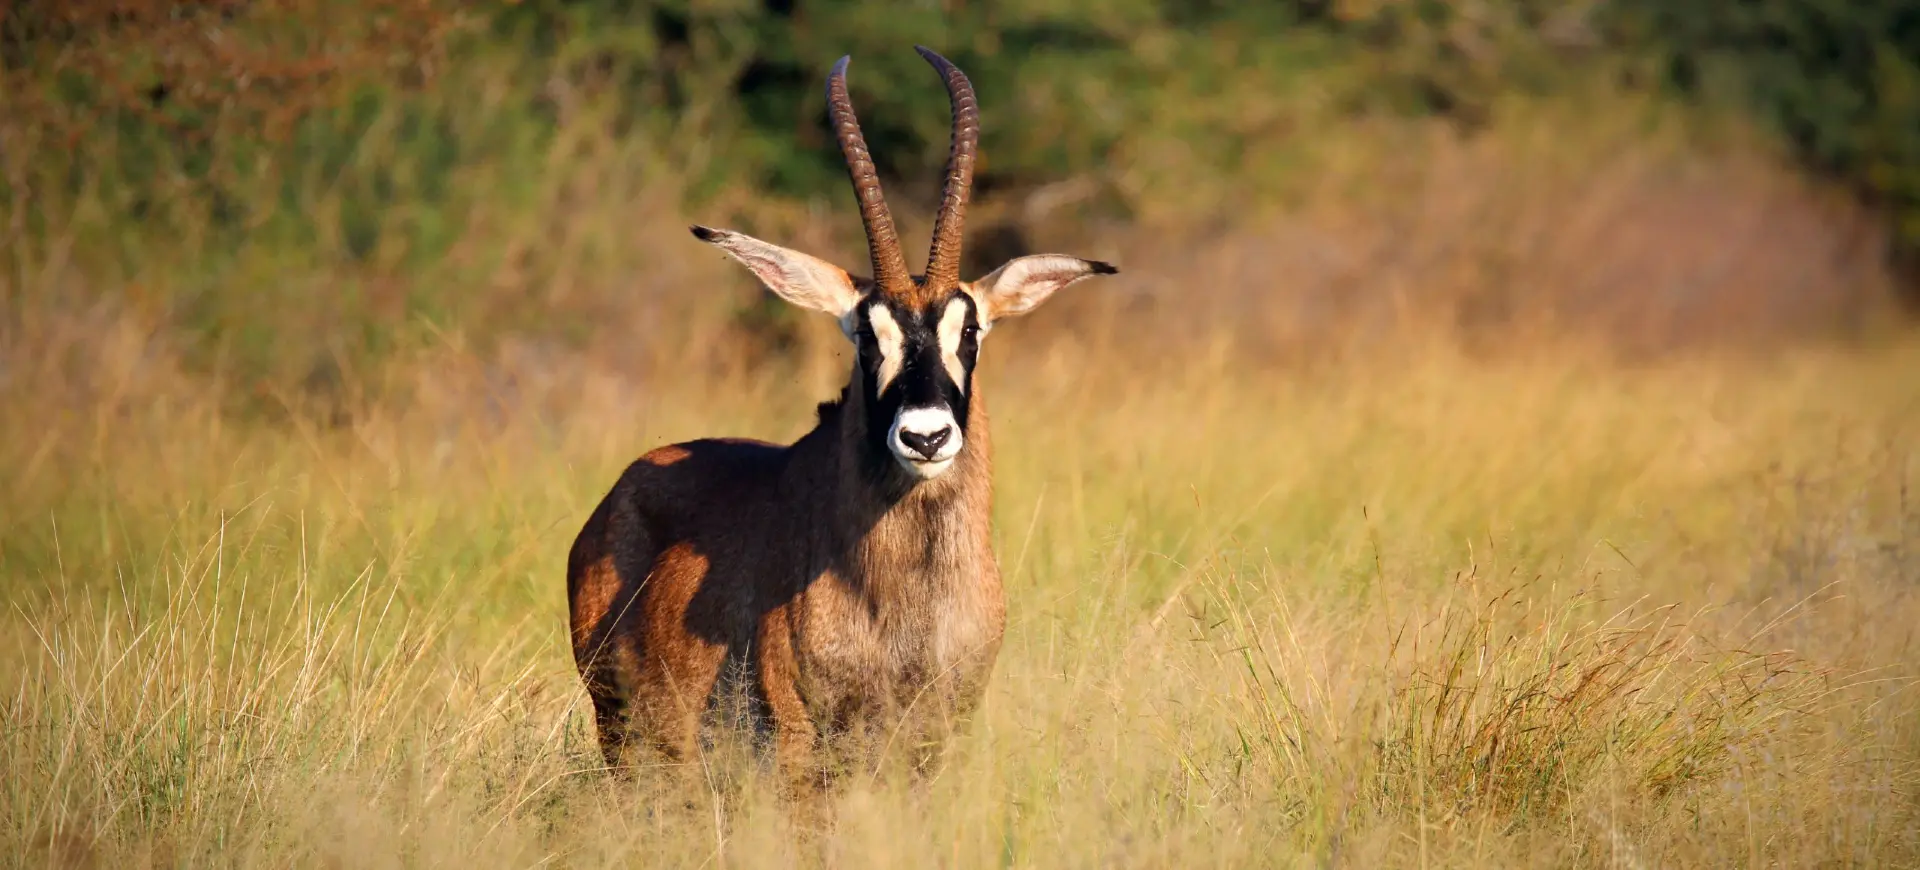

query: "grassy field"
left=4, top=304, right=1918, bottom=865
left=3, top=7, right=1919, bottom=863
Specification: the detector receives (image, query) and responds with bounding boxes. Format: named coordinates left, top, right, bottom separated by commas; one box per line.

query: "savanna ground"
left=5, top=4, right=1920, bottom=865
left=7, top=279, right=1920, bottom=867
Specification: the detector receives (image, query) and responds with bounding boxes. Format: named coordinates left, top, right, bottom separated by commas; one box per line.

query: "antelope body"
left=567, top=46, right=1116, bottom=786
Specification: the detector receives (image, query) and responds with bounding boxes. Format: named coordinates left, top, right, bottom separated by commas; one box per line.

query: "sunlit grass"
left=4, top=325, right=1916, bottom=866
left=4, top=7, right=1916, bottom=863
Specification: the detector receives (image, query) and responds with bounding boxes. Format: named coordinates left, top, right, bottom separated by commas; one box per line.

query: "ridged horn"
left=915, top=45, right=979, bottom=293
left=826, top=55, right=912, bottom=293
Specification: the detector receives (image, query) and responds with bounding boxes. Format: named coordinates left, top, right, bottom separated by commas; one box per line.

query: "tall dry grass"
left=4, top=21, right=1919, bottom=864
left=3, top=283, right=1917, bottom=865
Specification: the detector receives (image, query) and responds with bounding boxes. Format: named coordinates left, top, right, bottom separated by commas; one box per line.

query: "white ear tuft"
left=692, top=226, right=862, bottom=318
left=967, top=254, right=1117, bottom=323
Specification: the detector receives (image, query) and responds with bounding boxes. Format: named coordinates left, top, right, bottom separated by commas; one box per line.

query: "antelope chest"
left=792, top=567, right=1003, bottom=715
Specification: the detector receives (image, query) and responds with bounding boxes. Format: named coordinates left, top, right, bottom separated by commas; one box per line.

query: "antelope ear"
left=692, top=226, right=862, bottom=318
left=967, top=254, right=1118, bottom=323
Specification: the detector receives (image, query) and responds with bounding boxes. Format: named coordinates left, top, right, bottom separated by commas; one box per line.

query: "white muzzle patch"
left=888, top=406, right=963, bottom=478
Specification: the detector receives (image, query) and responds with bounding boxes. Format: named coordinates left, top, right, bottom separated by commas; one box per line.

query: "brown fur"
left=566, top=378, right=1004, bottom=788
left=566, top=46, right=1115, bottom=797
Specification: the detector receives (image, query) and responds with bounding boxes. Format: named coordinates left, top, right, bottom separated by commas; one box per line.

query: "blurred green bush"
left=2, top=0, right=1914, bottom=402
left=1600, top=0, right=1920, bottom=291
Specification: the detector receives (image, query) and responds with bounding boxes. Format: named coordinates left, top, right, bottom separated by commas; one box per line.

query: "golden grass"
left=4, top=12, right=1915, bottom=862
left=3, top=308, right=1917, bottom=866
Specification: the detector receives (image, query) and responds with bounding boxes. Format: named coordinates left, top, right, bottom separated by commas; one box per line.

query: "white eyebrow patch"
left=867, top=304, right=906, bottom=392
left=936, top=297, right=969, bottom=386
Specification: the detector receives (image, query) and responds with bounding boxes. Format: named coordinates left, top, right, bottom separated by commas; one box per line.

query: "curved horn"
left=826, top=55, right=912, bottom=293
left=915, top=45, right=979, bottom=293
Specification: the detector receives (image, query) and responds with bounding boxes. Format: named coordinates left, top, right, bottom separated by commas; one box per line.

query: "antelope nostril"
left=898, top=426, right=952, bottom=459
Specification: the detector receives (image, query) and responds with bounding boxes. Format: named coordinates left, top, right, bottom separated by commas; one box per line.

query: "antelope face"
left=851, top=291, right=980, bottom=478
left=686, top=47, right=1118, bottom=482
left=692, top=225, right=1116, bottom=481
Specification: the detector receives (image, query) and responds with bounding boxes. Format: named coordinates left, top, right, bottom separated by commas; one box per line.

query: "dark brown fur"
left=565, top=46, right=1115, bottom=797
left=567, top=380, right=1004, bottom=787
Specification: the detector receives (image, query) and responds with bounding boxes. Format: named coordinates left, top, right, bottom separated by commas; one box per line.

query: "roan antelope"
left=567, top=46, right=1118, bottom=788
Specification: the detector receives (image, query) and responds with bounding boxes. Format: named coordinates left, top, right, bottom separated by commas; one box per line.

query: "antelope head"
left=692, top=47, right=1117, bottom=480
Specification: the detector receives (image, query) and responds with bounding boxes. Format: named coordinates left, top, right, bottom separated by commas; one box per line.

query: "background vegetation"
left=3, top=0, right=1918, bottom=866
